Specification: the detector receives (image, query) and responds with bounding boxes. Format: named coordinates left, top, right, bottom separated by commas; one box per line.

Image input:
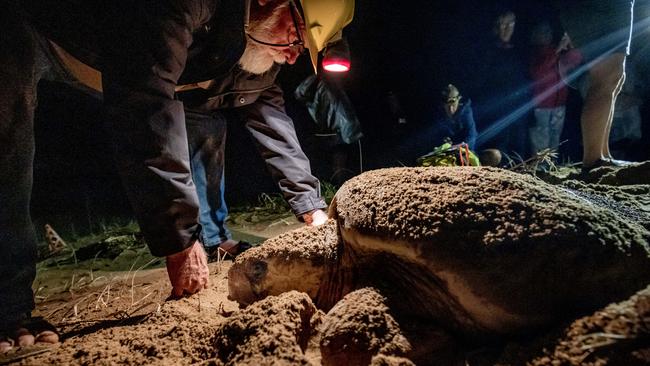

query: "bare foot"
left=1, top=318, right=59, bottom=353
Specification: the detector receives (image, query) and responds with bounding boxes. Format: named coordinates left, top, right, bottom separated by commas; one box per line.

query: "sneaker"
left=606, top=158, right=637, bottom=167
left=581, top=158, right=615, bottom=174
left=582, top=158, right=637, bottom=174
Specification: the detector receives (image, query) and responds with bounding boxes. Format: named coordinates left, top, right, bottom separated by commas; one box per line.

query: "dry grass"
left=506, top=147, right=560, bottom=176
left=38, top=255, right=167, bottom=331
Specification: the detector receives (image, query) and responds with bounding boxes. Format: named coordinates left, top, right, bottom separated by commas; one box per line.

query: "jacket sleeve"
left=462, top=101, right=478, bottom=151
left=100, top=1, right=213, bottom=257
left=242, top=84, right=327, bottom=218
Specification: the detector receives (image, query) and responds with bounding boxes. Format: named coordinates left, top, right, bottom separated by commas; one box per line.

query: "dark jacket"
left=23, top=0, right=242, bottom=84
left=432, top=100, right=477, bottom=150
left=294, top=74, right=364, bottom=145
left=399, top=100, right=477, bottom=163
left=21, top=0, right=323, bottom=256
left=179, top=66, right=327, bottom=218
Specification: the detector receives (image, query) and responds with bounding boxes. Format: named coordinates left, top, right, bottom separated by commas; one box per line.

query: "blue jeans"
left=529, top=106, right=566, bottom=155
left=185, top=111, right=232, bottom=250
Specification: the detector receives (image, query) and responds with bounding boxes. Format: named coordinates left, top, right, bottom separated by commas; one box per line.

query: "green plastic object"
left=417, top=142, right=481, bottom=167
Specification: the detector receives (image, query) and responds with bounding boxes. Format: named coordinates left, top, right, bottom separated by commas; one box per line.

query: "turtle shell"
left=332, top=167, right=650, bottom=336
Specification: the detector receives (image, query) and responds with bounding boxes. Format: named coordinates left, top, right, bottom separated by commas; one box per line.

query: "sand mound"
left=212, top=291, right=320, bottom=365
left=528, top=284, right=650, bottom=365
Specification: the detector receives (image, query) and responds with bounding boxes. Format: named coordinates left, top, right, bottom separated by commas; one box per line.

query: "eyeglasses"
left=499, top=21, right=516, bottom=29
left=246, top=0, right=305, bottom=48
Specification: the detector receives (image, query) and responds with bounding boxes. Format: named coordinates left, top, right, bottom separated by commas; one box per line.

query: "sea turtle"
left=228, top=167, right=650, bottom=340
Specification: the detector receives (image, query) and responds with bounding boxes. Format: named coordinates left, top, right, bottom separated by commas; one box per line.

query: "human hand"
left=302, top=209, right=328, bottom=226
left=556, top=32, right=572, bottom=54
left=166, top=240, right=209, bottom=297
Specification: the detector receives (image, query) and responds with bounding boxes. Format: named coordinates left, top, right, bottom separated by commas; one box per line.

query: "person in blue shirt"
left=432, top=84, right=478, bottom=150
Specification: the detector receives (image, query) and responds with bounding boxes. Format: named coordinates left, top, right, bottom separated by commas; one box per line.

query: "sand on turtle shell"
left=329, top=167, right=650, bottom=330
left=333, top=167, right=649, bottom=250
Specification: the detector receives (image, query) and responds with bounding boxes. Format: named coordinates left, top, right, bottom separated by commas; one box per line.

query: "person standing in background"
left=550, top=0, right=636, bottom=171
left=471, top=8, right=532, bottom=159
left=528, top=21, right=582, bottom=156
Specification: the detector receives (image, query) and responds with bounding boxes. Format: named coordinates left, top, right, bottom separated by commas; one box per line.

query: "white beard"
left=238, top=3, right=290, bottom=74
left=238, top=41, right=285, bottom=74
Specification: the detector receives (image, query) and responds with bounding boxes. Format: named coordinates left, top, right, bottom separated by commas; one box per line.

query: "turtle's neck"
left=315, top=222, right=358, bottom=310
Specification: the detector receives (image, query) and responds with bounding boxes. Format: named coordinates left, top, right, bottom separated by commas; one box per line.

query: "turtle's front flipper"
left=214, top=291, right=319, bottom=364
left=320, top=287, right=462, bottom=366
left=320, top=288, right=413, bottom=366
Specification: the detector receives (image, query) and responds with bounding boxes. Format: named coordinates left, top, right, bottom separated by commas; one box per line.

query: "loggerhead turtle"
left=228, top=167, right=650, bottom=339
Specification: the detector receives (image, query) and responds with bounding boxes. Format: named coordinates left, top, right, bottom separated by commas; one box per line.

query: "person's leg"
left=185, top=111, right=252, bottom=259
left=331, top=144, right=351, bottom=186
left=581, top=53, right=626, bottom=167
left=512, top=117, right=530, bottom=159
left=185, top=111, right=231, bottom=249
left=529, top=108, right=552, bottom=156
left=603, top=67, right=626, bottom=159
left=549, top=106, right=566, bottom=151
left=0, top=11, right=58, bottom=351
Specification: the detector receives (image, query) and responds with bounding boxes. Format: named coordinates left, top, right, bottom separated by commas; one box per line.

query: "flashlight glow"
left=322, top=58, right=350, bottom=72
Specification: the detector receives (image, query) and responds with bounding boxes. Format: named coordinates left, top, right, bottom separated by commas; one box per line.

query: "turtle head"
left=228, top=256, right=271, bottom=306
left=228, top=220, right=341, bottom=306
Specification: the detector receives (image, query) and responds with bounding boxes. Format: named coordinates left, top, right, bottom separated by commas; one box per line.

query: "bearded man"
left=0, top=0, right=353, bottom=351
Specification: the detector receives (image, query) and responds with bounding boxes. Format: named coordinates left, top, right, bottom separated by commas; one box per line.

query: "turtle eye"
left=248, top=261, right=268, bottom=282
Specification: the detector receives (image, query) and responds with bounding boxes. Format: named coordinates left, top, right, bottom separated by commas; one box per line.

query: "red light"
left=322, top=58, right=350, bottom=72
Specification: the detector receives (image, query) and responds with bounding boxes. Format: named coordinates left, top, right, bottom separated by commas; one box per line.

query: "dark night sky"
left=338, top=0, right=650, bottom=165
left=31, top=0, right=650, bottom=234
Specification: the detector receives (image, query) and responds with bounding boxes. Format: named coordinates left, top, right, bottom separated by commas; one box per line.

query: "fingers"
left=16, top=328, right=35, bottom=347
left=0, top=338, right=13, bottom=353
left=34, top=330, right=58, bottom=344
left=167, top=241, right=210, bottom=298
left=172, top=278, right=208, bottom=297
left=309, top=209, right=328, bottom=226
left=186, top=279, right=203, bottom=294
left=171, top=277, right=203, bottom=297
left=303, top=209, right=328, bottom=226
left=172, top=284, right=185, bottom=298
